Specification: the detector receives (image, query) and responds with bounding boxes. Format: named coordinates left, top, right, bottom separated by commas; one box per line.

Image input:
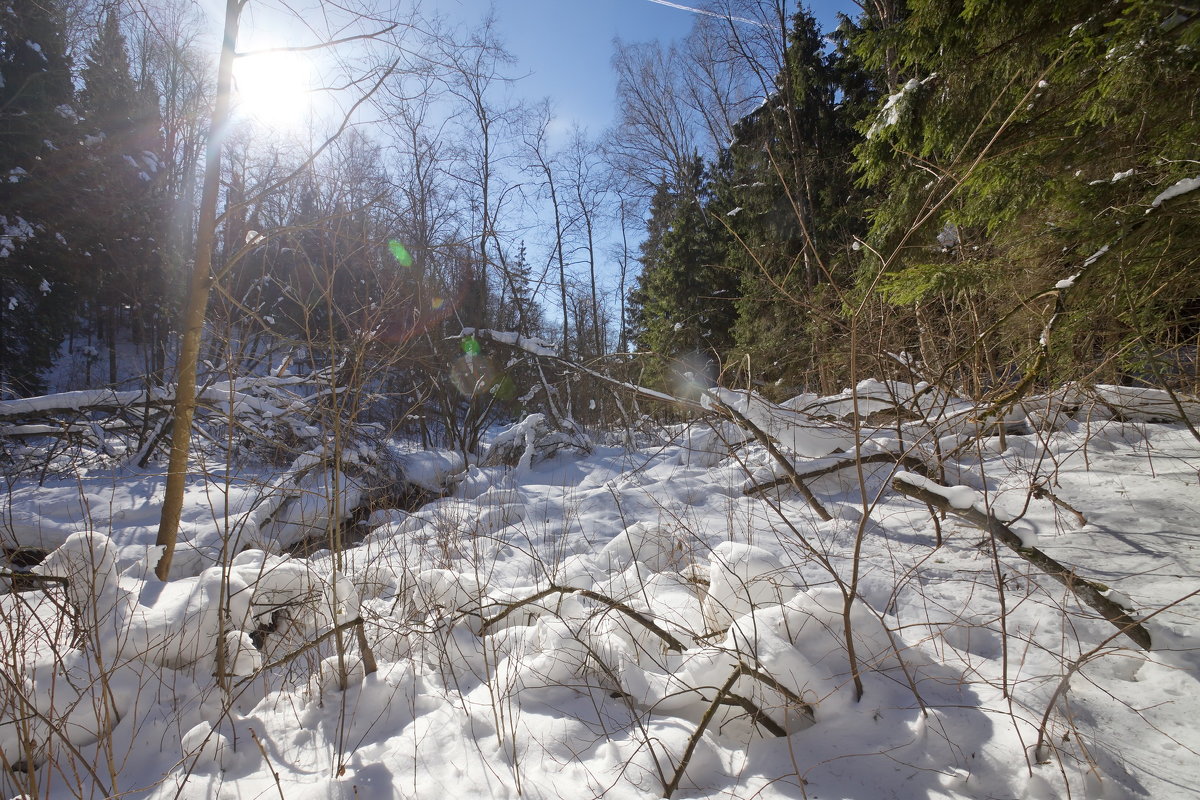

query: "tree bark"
left=154, top=0, right=242, bottom=580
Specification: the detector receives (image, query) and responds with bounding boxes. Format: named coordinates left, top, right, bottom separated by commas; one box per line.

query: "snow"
left=1150, top=174, right=1200, bottom=207
left=896, top=469, right=978, bottom=508
left=895, top=471, right=1040, bottom=546
left=866, top=74, right=935, bottom=139
left=706, top=387, right=857, bottom=456
left=487, top=412, right=546, bottom=473
left=867, top=77, right=920, bottom=138
left=1083, top=243, right=1110, bottom=266
left=2, top=382, right=1200, bottom=799
left=386, top=442, right=466, bottom=491
left=703, top=541, right=798, bottom=630
left=0, top=214, right=34, bottom=258
left=461, top=327, right=558, bottom=357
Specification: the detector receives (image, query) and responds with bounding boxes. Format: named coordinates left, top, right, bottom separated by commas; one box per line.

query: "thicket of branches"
left=0, top=0, right=623, bottom=432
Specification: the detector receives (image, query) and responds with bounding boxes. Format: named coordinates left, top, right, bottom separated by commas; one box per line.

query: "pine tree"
left=717, top=9, right=870, bottom=392
left=0, top=0, right=80, bottom=395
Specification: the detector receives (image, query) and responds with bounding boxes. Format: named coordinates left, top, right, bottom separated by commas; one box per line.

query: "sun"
left=232, top=49, right=315, bottom=131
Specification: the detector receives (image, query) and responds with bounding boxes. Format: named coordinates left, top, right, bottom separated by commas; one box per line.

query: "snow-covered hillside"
left=2, top=382, right=1199, bottom=799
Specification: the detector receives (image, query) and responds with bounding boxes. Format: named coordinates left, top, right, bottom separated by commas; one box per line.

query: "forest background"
left=2, top=0, right=1197, bottom=430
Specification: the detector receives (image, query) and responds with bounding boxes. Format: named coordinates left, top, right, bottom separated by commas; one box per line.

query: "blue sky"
left=227, top=0, right=861, bottom=138
left=443, top=0, right=860, bottom=135
left=224, top=0, right=865, bottom=314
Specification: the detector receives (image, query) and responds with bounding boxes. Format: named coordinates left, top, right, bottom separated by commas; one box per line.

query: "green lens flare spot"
left=462, top=335, right=481, bottom=356
left=387, top=240, right=413, bottom=267
left=491, top=374, right=517, bottom=401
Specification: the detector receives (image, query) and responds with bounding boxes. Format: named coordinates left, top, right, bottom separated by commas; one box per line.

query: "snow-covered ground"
left=2, top=384, right=1199, bottom=799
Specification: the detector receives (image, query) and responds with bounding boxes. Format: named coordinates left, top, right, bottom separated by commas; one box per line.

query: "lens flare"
left=670, top=351, right=717, bottom=400
left=450, top=354, right=494, bottom=396
left=387, top=240, right=413, bottom=267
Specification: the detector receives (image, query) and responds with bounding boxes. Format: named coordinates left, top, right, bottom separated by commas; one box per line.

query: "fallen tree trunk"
left=892, top=473, right=1152, bottom=651
left=458, top=328, right=707, bottom=414
left=744, top=451, right=929, bottom=497
left=699, top=389, right=832, bottom=521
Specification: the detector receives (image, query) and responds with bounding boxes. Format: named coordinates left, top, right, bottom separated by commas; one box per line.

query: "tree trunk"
left=154, top=0, right=241, bottom=581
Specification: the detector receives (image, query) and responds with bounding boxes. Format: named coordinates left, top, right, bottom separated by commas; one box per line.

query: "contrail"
left=643, top=0, right=765, bottom=26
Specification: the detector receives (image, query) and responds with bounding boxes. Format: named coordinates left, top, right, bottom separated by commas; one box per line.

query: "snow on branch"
left=0, top=375, right=310, bottom=422
left=1150, top=175, right=1200, bottom=209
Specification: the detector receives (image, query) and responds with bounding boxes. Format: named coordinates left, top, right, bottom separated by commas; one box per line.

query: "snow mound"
left=703, top=541, right=799, bottom=631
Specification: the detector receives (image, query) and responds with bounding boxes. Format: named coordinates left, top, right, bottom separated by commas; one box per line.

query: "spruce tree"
left=627, top=158, right=737, bottom=390
left=717, top=9, right=869, bottom=392
left=79, top=9, right=169, bottom=383
left=0, top=0, right=80, bottom=395
left=852, top=0, right=1200, bottom=388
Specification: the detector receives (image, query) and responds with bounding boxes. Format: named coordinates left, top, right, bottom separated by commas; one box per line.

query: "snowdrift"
left=2, top=380, right=1199, bottom=799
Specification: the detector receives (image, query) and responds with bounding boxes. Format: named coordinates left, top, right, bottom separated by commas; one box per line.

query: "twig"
left=1034, top=585, right=1200, bottom=762
left=237, top=616, right=368, bottom=684
left=354, top=617, right=378, bottom=676
left=661, top=662, right=814, bottom=798
left=733, top=663, right=816, bottom=724
left=478, top=585, right=687, bottom=652
left=0, top=570, right=68, bottom=588
left=249, top=728, right=286, bottom=800
left=716, top=692, right=788, bottom=737
left=1031, top=483, right=1088, bottom=528
left=700, top=389, right=832, bottom=521
left=662, top=669, right=741, bottom=798
left=743, top=451, right=929, bottom=497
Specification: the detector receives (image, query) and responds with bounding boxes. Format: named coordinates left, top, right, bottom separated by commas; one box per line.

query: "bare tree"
left=610, top=186, right=639, bottom=355
left=609, top=38, right=700, bottom=196
left=130, top=0, right=213, bottom=257
left=524, top=102, right=571, bottom=357
left=561, top=126, right=609, bottom=359
left=380, top=66, right=461, bottom=288
left=436, top=13, right=526, bottom=332
left=153, top=0, right=405, bottom=579
left=608, top=0, right=798, bottom=193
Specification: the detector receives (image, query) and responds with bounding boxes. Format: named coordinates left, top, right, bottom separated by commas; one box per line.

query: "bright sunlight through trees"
left=232, top=48, right=315, bottom=130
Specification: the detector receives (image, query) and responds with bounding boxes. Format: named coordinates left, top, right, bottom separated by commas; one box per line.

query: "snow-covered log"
left=892, top=472, right=1152, bottom=650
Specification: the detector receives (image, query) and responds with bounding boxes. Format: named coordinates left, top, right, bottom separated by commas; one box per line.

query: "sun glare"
left=232, top=49, right=315, bottom=131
